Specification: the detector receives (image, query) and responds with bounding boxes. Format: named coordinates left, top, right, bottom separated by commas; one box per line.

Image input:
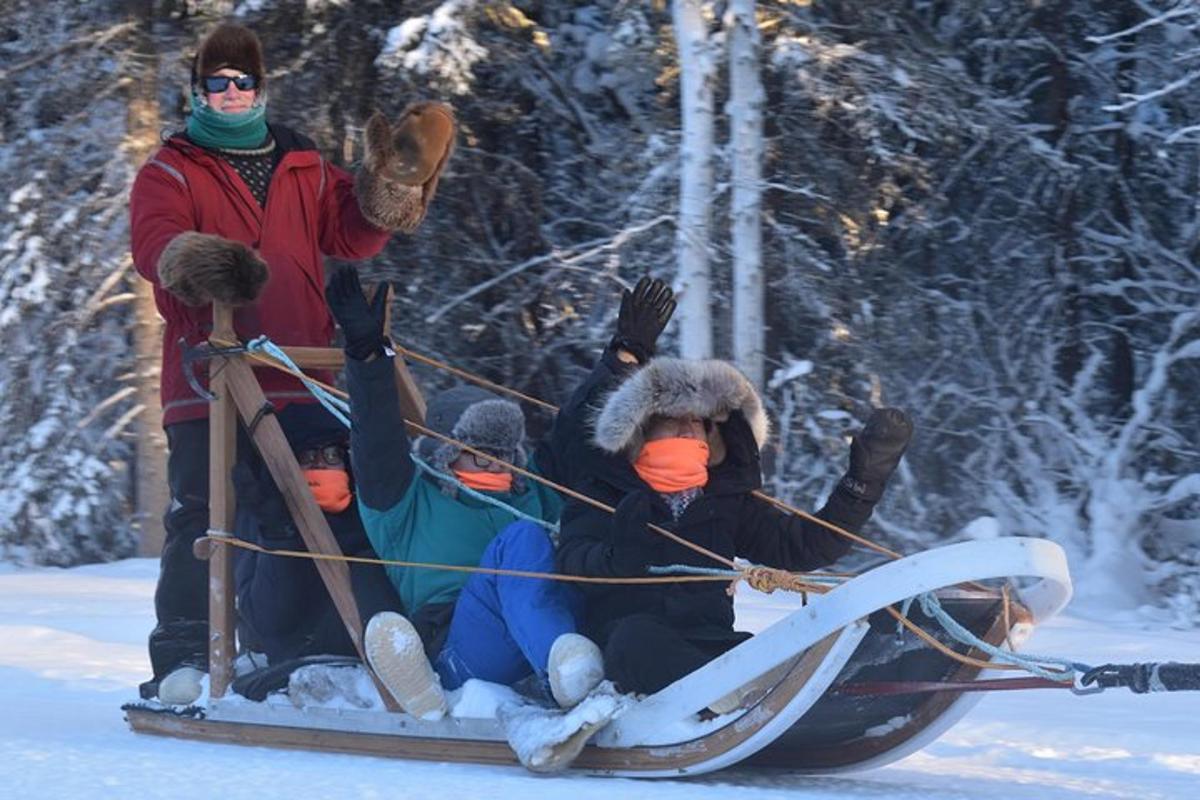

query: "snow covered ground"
left=0, top=559, right=1196, bottom=799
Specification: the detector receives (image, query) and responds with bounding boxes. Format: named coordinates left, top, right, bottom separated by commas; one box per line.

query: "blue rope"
left=648, top=564, right=739, bottom=579
left=918, top=592, right=1093, bottom=682
left=410, top=454, right=559, bottom=534
left=246, top=336, right=352, bottom=428
left=895, top=596, right=915, bottom=637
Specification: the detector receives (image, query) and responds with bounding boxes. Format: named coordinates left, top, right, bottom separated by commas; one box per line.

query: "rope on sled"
left=236, top=337, right=1200, bottom=696
left=215, top=535, right=747, bottom=587
left=917, top=592, right=1087, bottom=682
left=217, top=336, right=751, bottom=573
left=247, top=337, right=352, bottom=426
left=225, top=337, right=1052, bottom=681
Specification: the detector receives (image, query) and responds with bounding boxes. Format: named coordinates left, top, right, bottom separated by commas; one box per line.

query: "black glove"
left=325, top=265, right=389, bottom=361
left=610, top=491, right=656, bottom=576
left=232, top=461, right=299, bottom=546
left=839, top=407, right=913, bottom=503
left=611, top=276, right=677, bottom=363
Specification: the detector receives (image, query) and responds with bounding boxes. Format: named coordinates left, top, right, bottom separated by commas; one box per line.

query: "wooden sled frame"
left=199, top=302, right=426, bottom=708
left=127, top=302, right=1075, bottom=777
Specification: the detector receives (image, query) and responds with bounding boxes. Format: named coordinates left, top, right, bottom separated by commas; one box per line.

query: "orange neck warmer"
left=304, top=468, right=352, bottom=513
left=454, top=469, right=514, bottom=493
left=634, top=438, right=709, bottom=493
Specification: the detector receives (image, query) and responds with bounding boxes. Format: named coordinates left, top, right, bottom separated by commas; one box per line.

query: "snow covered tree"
left=672, top=0, right=717, bottom=360
left=727, top=0, right=765, bottom=389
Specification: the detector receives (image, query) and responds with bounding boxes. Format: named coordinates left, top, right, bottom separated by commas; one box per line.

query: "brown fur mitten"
left=355, top=101, right=456, bottom=233
left=157, top=232, right=269, bottom=307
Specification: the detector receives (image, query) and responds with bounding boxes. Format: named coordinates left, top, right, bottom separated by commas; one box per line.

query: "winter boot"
left=365, top=612, right=447, bottom=720
left=547, top=633, right=604, bottom=709
left=157, top=666, right=206, bottom=706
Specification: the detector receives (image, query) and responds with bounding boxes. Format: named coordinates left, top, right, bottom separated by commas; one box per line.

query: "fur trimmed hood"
left=593, top=358, right=769, bottom=456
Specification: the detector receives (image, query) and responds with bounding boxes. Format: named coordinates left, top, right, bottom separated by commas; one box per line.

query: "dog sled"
left=124, top=302, right=1074, bottom=776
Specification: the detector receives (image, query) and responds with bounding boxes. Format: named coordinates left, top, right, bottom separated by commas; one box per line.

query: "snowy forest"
left=1, top=0, right=1197, bottom=624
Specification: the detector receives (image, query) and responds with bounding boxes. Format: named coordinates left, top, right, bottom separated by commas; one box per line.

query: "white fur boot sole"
left=365, top=612, right=447, bottom=720
left=157, top=666, right=205, bottom=706
left=547, top=633, right=604, bottom=709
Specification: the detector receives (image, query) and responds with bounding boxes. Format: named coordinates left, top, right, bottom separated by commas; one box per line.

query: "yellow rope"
left=210, top=535, right=832, bottom=595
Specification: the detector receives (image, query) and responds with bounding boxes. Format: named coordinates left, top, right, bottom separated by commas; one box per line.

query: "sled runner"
left=124, top=302, right=1074, bottom=776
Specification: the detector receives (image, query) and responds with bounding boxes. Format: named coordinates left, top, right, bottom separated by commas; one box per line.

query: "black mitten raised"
left=839, top=407, right=914, bottom=503
left=324, top=265, right=389, bottom=361
left=610, top=276, right=677, bottom=363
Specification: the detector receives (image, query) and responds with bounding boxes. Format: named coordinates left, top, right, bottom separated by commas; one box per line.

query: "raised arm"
left=325, top=265, right=416, bottom=510
left=543, top=277, right=677, bottom=488
left=735, top=408, right=914, bottom=571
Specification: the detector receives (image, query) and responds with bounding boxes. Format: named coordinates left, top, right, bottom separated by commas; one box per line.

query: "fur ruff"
left=593, top=358, right=769, bottom=455
left=355, top=102, right=456, bottom=232
left=195, top=23, right=266, bottom=88
left=157, top=232, right=269, bottom=307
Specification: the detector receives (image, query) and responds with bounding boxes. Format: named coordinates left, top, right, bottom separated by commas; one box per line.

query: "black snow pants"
left=148, top=419, right=254, bottom=681
left=599, top=613, right=751, bottom=695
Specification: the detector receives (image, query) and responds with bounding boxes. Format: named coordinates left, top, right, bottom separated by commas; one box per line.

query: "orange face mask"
left=304, top=468, right=352, bottom=513
left=454, top=469, right=514, bottom=493
left=634, top=438, right=709, bottom=493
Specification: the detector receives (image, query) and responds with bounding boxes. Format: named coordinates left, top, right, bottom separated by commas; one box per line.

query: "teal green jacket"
left=346, top=355, right=563, bottom=615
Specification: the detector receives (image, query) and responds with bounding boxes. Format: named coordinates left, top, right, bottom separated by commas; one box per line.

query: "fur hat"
left=593, top=358, right=770, bottom=456
left=193, top=23, right=266, bottom=92
left=415, top=385, right=528, bottom=482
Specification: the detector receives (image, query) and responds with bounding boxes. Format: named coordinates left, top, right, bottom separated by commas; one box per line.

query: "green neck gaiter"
left=186, top=95, right=269, bottom=150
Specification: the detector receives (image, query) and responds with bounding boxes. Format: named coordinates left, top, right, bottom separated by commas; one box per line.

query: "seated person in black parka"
left=555, top=350, right=913, bottom=711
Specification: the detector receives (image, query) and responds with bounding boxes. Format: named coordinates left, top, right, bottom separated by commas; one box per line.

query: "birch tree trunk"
left=673, top=0, right=716, bottom=359
left=125, top=0, right=169, bottom=556
left=728, top=0, right=765, bottom=388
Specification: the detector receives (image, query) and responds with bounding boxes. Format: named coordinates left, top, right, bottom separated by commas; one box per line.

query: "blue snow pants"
left=433, top=521, right=582, bottom=690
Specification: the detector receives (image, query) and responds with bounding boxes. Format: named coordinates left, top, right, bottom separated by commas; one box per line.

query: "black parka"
left=554, top=348, right=876, bottom=649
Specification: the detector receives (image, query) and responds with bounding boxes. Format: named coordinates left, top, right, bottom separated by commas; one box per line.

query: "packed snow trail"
left=0, top=560, right=1197, bottom=799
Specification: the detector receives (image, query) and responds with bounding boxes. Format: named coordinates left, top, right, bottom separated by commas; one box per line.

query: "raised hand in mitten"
left=839, top=407, right=914, bottom=503
left=356, top=101, right=456, bottom=233
left=325, top=265, right=388, bottom=361
left=610, top=490, right=657, bottom=576
left=611, top=276, right=677, bottom=363
left=157, top=232, right=268, bottom=307
left=232, top=461, right=298, bottom=546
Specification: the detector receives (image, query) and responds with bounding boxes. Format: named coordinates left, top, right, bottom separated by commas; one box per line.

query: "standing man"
left=129, top=22, right=455, bottom=704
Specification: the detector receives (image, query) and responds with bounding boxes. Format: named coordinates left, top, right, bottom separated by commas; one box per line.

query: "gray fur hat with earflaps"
left=414, top=385, right=528, bottom=492
left=592, top=358, right=770, bottom=456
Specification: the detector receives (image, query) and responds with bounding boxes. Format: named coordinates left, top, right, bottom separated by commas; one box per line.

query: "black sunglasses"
left=297, top=443, right=346, bottom=470
left=201, top=74, right=258, bottom=93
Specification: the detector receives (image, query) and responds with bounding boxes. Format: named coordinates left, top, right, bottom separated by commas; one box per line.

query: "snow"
left=1, top=559, right=1197, bottom=798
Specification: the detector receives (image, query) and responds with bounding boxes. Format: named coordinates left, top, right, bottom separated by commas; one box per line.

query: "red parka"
left=130, top=125, right=391, bottom=427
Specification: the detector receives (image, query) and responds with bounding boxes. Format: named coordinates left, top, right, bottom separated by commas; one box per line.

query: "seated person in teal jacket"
left=325, top=266, right=676, bottom=719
